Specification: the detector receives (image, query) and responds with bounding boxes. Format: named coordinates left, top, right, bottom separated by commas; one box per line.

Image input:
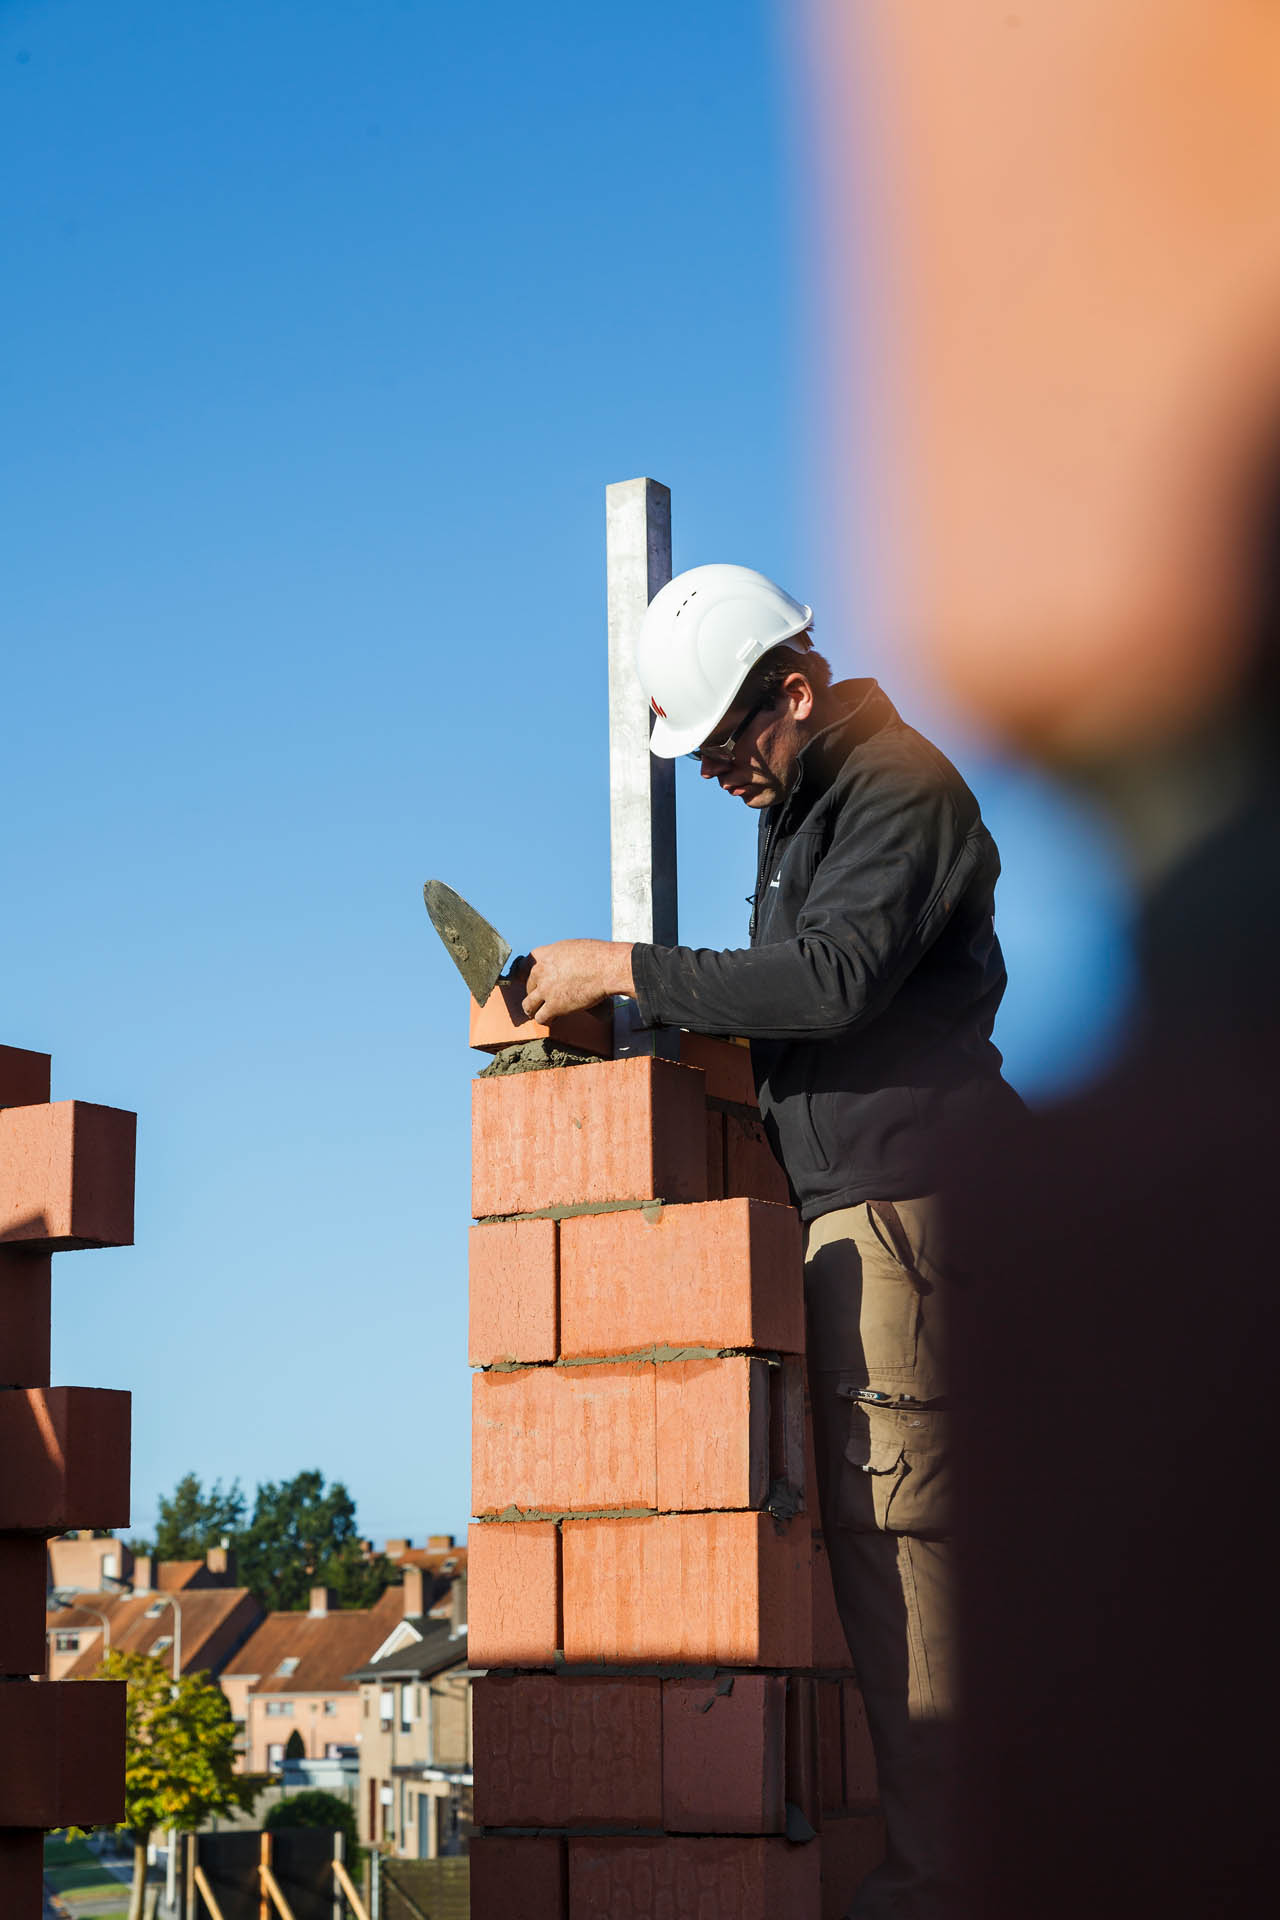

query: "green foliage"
left=152, top=1472, right=246, bottom=1562
left=99, top=1650, right=260, bottom=1842
left=265, top=1788, right=361, bottom=1865
left=235, top=1469, right=394, bottom=1612
left=283, top=1728, right=305, bottom=1761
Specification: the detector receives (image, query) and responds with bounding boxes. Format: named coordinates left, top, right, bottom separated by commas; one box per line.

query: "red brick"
left=0, top=1101, right=136, bottom=1249
left=0, top=1833, right=43, bottom=1916
left=471, top=1834, right=566, bottom=1920
left=468, top=1521, right=561, bottom=1668
left=678, top=1032, right=757, bottom=1106
left=473, top=1364, right=655, bottom=1516
left=472, top=1057, right=707, bottom=1218
left=0, top=1387, right=130, bottom=1531
left=705, top=1109, right=726, bottom=1200
left=559, top=1199, right=803, bottom=1359
left=662, top=1674, right=786, bottom=1834
left=724, top=1109, right=790, bottom=1206
left=811, top=1532, right=854, bottom=1671
left=655, top=1357, right=768, bottom=1512
left=817, top=1678, right=844, bottom=1814
left=0, top=1535, right=52, bottom=1675
left=841, top=1680, right=879, bottom=1807
left=561, top=1511, right=811, bottom=1667
left=785, top=1675, right=821, bottom=1835
left=820, top=1816, right=886, bottom=1920
left=0, top=1044, right=50, bottom=1107
left=0, top=1247, right=50, bottom=1387
left=470, top=1218, right=559, bottom=1365
left=568, top=1836, right=820, bottom=1920
left=474, top=1673, right=662, bottom=1828
left=0, top=1678, right=125, bottom=1826
left=470, top=979, right=613, bottom=1058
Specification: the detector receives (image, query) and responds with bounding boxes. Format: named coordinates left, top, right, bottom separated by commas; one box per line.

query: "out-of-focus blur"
left=799, top=7, right=1280, bottom=1914
left=806, top=0, right=1280, bottom=767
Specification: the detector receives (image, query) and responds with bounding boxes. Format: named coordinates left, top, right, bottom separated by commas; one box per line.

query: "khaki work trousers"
left=805, top=1198, right=956, bottom=1920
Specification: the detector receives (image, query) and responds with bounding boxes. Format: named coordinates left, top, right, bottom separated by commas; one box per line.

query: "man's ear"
left=783, top=671, right=816, bottom=724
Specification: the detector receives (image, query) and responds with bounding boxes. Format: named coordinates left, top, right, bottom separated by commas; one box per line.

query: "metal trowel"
left=423, top=880, right=518, bottom=1004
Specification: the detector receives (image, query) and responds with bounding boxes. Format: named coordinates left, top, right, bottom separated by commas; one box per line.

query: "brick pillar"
left=0, top=1045, right=134, bottom=1915
left=466, top=1008, right=884, bottom=1919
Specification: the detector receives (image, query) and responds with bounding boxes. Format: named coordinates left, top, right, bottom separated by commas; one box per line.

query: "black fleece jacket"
left=630, top=680, right=1017, bottom=1220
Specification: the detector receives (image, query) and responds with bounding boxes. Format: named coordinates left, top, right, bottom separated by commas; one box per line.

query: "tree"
left=152, top=1471, right=246, bottom=1561
left=235, top=1469, right=394, bottom=1612
left=99, top=1650, right=260, bottom=1920
left=265, top=1787, right=361, bottom=1869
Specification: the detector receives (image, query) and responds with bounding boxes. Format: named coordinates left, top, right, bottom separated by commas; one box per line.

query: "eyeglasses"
left=686, top=695, right=774, bottom=764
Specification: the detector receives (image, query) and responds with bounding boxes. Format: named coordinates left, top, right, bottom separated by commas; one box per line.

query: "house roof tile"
left=48, top=1588, right=261, bottom=1679
left=225, top=1587, right=405, bottom=1696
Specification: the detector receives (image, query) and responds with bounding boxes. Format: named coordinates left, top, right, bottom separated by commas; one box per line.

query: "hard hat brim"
left=648, top=704, right=735, bottom=760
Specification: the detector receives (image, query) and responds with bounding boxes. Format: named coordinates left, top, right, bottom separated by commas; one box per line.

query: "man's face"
left=694, top=688, right=805, bottom=808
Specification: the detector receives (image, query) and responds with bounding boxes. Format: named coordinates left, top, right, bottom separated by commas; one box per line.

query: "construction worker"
left=522, top=563, right=1019, bottom=1919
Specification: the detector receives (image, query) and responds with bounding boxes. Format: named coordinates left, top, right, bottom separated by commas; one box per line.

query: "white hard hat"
left=635, top=563, right=814, bottom=758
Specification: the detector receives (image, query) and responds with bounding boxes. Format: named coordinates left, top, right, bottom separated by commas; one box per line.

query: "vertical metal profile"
left=606, top=476, right=678, bottom=1058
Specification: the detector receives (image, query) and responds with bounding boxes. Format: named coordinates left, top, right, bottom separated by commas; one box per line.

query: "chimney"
left=205, top=1542, right=235, bottom=1583
left=427, top=1534, right=455, bottom=1550
left=402, top=1566, right=427, bottom=1617
left=385, top=1539, right=411, bottom=1559
left=308, top=1586, right=335, bottom=1617
left=449, top=1571, right=468, bottom=1639
left=133, top=1555, right=153, bottom=1594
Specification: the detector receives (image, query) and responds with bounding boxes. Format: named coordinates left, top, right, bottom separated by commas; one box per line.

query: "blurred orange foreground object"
left=805, top=0, right=1280, bottom=760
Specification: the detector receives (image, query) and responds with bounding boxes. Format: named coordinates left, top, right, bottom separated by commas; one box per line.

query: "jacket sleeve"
left=630, top=765, right=981, bottom=1042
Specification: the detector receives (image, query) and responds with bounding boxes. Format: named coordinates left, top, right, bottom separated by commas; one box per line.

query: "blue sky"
left=2, top=0, right=1132, bottom=1549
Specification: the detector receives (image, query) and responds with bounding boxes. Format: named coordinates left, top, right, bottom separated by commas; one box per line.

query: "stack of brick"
left=465, top=997, right=884, bottom=1920
left=0, top=1045, right=135, bottom=1914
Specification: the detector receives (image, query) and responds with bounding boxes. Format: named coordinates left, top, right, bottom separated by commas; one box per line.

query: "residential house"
left=223, top=1580, right=425, bottom=1775
left=48, top=1532, right=239, bottom=1599
left=348, top=1573, right=471, bottom=1858
left=47, top=1583, right=261, bottom=1682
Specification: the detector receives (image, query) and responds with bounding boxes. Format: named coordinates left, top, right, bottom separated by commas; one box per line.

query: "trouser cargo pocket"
left=836, top=1389, right=952, bottom=1539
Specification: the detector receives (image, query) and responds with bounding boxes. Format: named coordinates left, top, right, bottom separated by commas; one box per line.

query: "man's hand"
left=521, top=940, right=636, bottom=1023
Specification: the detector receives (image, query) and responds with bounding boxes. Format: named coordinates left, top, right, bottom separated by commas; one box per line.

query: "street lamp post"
left=154, top=1592, right=186, bottom=1917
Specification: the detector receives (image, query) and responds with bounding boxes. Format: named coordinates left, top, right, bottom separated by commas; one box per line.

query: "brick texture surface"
left=0, top=1534, right=53, bottom=1676
left=561, top=1512, right=812, bottom=1667
left=474, top=1673, right=662, bottom=1829
left=820, top=1816, right=887, bottom=1920
left=468, top=1520, right=561, bottom=1668
left=559, top=1198, right=803, bottom=1359
left=654, top=1356, right=767, bottom=1513
left=0, top=1832, right=43, bottom=1917
left=472, top=1058, right=708, bottom=1218
left=0, top=1678, right=126, bottom=1827
left=470, top=980, right=612, bottom=1058
left=470, top=1834, right=566, bottom=1920
left=0, top=1045, right=51, bottom=1107
left=0, top=1386, right=131, bottom=1531
left=0, top=1100, right=136, bottom=1248
left=568, top=1835, right=821, bottom=1920
left=473, top=1364, right=655, bottom=1516
left=662, top=1675, right=787, bottom=1835
left=678, top=1033, right=757, bottom=1107
left=0, top=1248, right=51, bottom=1387
left=469, top=1218, right=559, bottom=1366
left=817, top=1678, right=844, bottom=1813
left=723, top=1110, right=791, bottom=1207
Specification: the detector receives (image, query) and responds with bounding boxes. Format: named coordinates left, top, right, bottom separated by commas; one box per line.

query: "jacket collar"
left=776, top=679, right=897, bottom=822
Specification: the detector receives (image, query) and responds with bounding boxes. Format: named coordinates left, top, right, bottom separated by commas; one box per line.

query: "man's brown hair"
left=741, top=633, right=834, bottom=705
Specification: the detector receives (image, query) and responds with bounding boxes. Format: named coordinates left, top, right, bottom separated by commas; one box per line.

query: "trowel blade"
left=423, top=880, right=514, bottom=1004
